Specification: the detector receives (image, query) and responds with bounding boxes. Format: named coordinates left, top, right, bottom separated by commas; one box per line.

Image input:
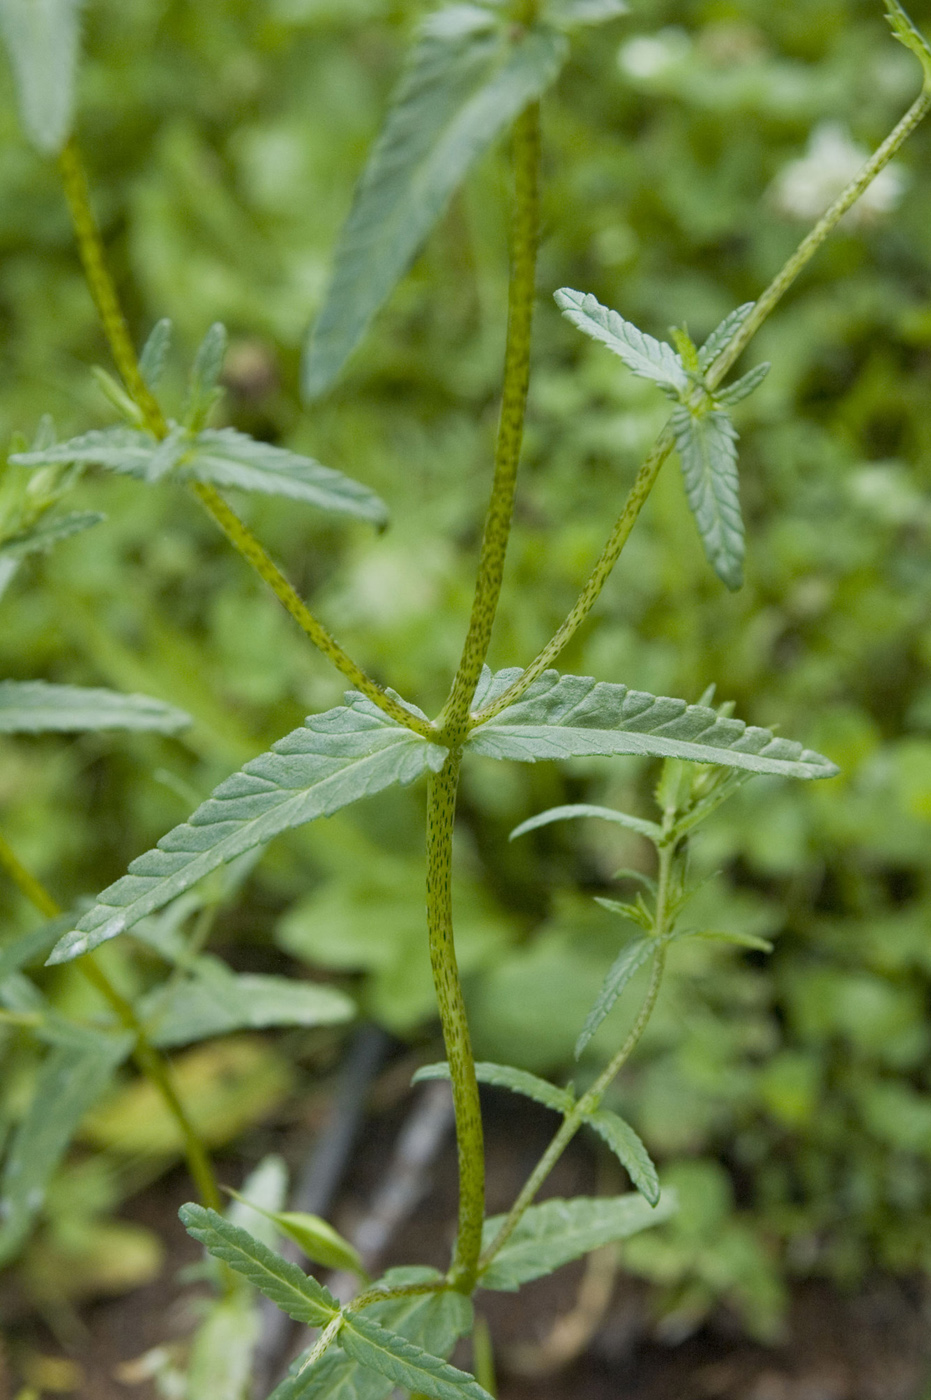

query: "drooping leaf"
left=137, top=957, right=355, bottom=1048
left=717, top=361, right=770, bottom=407
left=479, top=1192, right=677, bottom=1291
left=10, top=426, right=388, bottom=524
left=303, top=11, right=567, bottom=397
left=178, top=1204, right=339, bottom=1326
left=467, top=669, right=839, bottom=780
left=0, top=510, right=105, bottom=562
left=341, top=1313, right=492, bottom=1400
left=413, top=1060, right=573, bottom=1114
left=224, top=1187, right=367, bottom=1278
left=271, top=1269, right=471, bottom=1400
left=0, top=1028, right=134, bottom=1265
left=138, top=318, right=173, bottom=390
left=0, top=680, right=191, bottom=735
left=574, top=934, right=654, bottom=1058
left=697, top=303, right=754, bottom=371
left=185, top=1289, right=259, bottom=1400
left=554, top=288, right=689, bottom=395
left=671, top=405, right=745, bottom=591
left=583, top=1109, right=660, bottom=1205
left=510, top=802, right=662, bottom=844
left=0, top=0, right=83, bottom=153
left=545, top=0, right=628, bottom=27
left=47, top=695, right=448, bottom=964
left=185, top=322, right=228, bottom=430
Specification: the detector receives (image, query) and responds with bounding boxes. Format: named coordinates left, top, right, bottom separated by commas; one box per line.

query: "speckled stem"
left=425, top=752, right=485, bottom=1288
left=58, top=140, right=430, bottom=738
left=472, top=88, right=931, bottom=725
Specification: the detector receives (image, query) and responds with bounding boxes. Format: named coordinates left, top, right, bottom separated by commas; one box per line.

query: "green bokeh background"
left=3, top=0, right=931, bottom=1339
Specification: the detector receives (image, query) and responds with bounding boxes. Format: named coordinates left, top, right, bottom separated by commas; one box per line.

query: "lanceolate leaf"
left=479, top=1193, right=676, bottom=1291
left=11, top=427, right=388, bottom=525
left=0, top=0, right=83, bottom=153
left=554, top=289, right=689, bottom=395
left=0, top=510, right=104, bottom=562
left=671, top=405, right=745, bottom=591
left=179, top=1205, right=339, bottom=1326
left=138, top=957, right=355, bottom=1048
left=303, top=11, right=568, bottom=398
left=341, top=1313, right=492, bottom=1400
left=270, top=1268, right=471, bottom=1400
left=47, top=696, right=448, bottom=965
left=584, top=1109, right=660, bottom=1205
left=224, top=1189, right=366, bottom=1277
left=0, top=1028, right=133, bottom=1266
left=697, top=303, right=754, bottom=371
left=717, top=361, right=770, bottom=407
left=467, top=669, right=839, bottom=779
left=414, top=1060, right=573, bottom=1114
left=0, top=681, right=191, bottom=735
left=510, top=802, right=662, bottom=844
left=574, top=934, right=654, bottom=1058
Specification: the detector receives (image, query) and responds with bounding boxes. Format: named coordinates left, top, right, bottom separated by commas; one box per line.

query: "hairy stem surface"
left=425, top=754, right=485, bottom=1288
left=59, top=140, right=429, bottom=738
left=0, top=830, right=221, bottom=1210
left=472, top=89, right=931, bottom=725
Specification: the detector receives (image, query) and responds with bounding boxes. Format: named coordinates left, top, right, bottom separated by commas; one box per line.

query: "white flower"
left=770, top=121, right=907, bottom=227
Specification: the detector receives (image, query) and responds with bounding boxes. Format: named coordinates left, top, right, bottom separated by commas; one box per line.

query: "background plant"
left=0, top=0, right=929, bottom=1392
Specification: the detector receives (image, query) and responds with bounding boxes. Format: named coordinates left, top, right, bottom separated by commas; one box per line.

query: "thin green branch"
left=442, top=99, right=541, bottom=730
left=58, top=139, right=432, bottom=740
left=479, top=843, right=674, bottom=1270
left=0, top=828, right=222, bottom=1212
left=424, top=753, right=485, bottom=1289
left=472, top=88, right=931, bottom=726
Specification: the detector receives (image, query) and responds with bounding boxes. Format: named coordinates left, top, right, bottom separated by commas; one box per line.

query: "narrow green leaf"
left=0, top=0, right=82, bottom=153
left=224, top=1187, right=366, bottom=1278
left=554, top=288, right=689, bottom=394
left=697, top=303, right=754, bottom=371
left=304, top=14, right=567, bottom=397
left=186, top=1289, right=259, bottom=1400
left=885, top=0, right=931, bottom=88
left=47, top=694, right=448, bottom=964
left=10, top=427, right=185, bottom=479
left=186, top=429, right=388, bottom=525
left=510, top=802, right=662, bottom=844
left=179, top=1204, right=339, bottom=1325
left=272, top=1270, right=471, bottom=1400
left=575, top=936, right=654, bottom=1058
left=341, top=1313, right=492, bottom=1400
left=671, top=405, right=744, bottom=591
left=92, top=366, right=147, bottom=427
left=479, top=1192, right=677, bottom=1291
left=545, top=0, right=628, bottom=27
left=139, top=319, right=173, bottom=390
left=467, top=669, right=839, bottom=780
left=0, top=680, right=191, bottom=735
left=138, top=957, right=355, bottom=1048
left=185, top=322, right=228, bottom=429
left=593, top=894, right=653, bottom=931
left=583, top=1109, right=660, bottom=1205
left=669, top=927, right=774, bottom=953
left=0, top=510, right=104, bottom=563
left=0, top=1029, right=133, bottom=1265
left=414, top=1060, right=573, bottom=1114
left=717, top=361, right=770, bottom=407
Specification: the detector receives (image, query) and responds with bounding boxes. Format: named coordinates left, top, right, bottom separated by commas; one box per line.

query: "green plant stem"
left=443, top=99, right=540, bottom=729
left=471, top=87, right=931, bottom=726
left=479, top=843, right=674, bottom=1270
left=424, top=753, right=485, bottom=1289
left=0, top=828, right=222, bottom=1212
left=58, top=139, right=431, bottom=741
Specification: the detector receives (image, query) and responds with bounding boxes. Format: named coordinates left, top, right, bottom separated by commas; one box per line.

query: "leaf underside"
left=303, top=13, right=567, bottom=397
left=0, top=680, right=191, bottom=735
left=0, top=0, right=82, bottom=153
left=554, top=288, right=689, bottom=394
left=510, top=802, right=662, bottom=844
left=414, top=1060, right=573, bottom=1114
left=671, top=405, right=745, bottom=590
left=468, top=668, right=838, bottom=779
left=584, top=1108, right=660, bottom=1205
left=47, top=694, right=447, bottom=965
left=479, top=1192, right=676, bottom=1291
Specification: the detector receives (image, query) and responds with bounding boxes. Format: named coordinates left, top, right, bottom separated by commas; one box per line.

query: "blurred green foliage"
left=2, top=0, right=931, bottom=1338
